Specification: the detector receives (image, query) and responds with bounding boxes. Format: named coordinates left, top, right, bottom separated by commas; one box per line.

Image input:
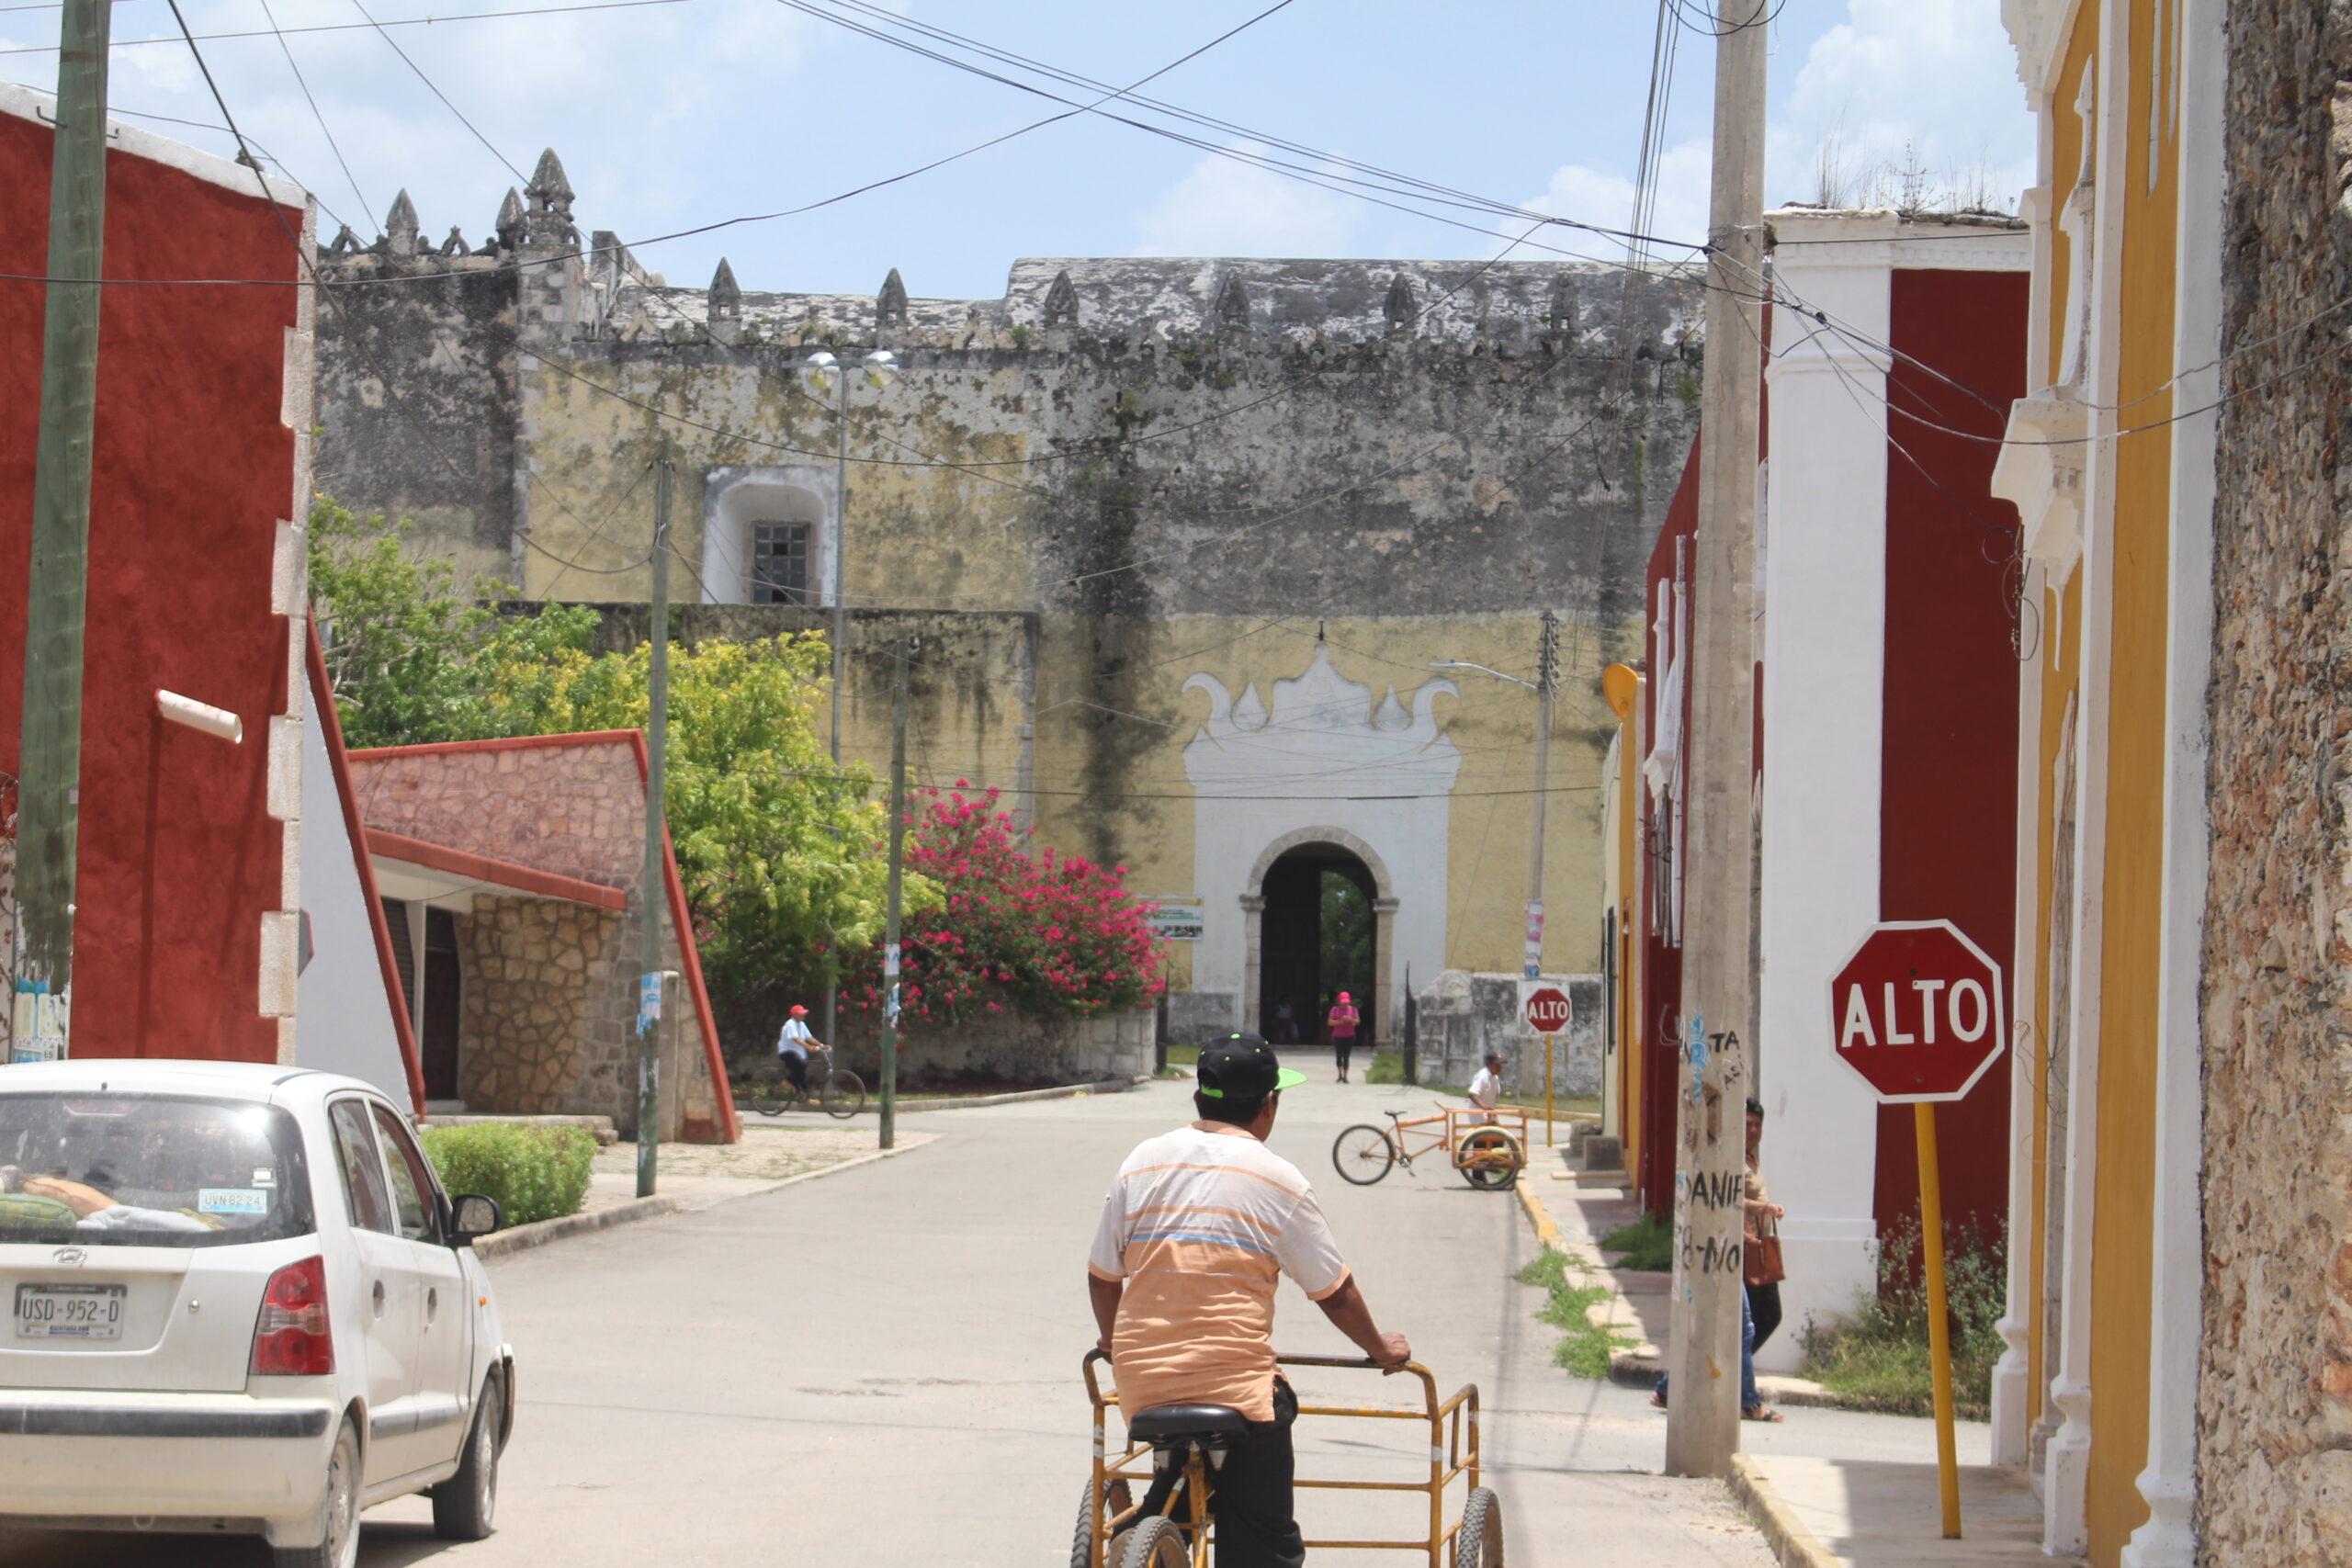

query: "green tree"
left=306, top=497, right=599, bottom=748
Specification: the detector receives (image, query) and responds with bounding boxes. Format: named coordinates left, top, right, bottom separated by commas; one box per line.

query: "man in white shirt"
left=1466, top=1051, right=1505, bottom=1122
left=776, top=1005, right=819, bottom=1098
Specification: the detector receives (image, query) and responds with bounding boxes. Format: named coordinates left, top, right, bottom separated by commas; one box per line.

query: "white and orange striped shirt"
left=1088, top=1120, right=1351, bottom=1423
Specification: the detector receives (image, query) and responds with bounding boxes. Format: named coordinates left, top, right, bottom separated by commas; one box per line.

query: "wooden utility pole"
left=876, top=637, right=914, bottom=1151
left=14, top=0, right=113, bottom=1043
left=635, top=438, right=674, bottom=1198
left=1664, top=0, right=1768, bottom=1478
left=1523, top=610, right=1560, bottom=980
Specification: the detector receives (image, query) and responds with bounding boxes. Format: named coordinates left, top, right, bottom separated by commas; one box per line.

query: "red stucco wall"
left=0, top=106, right=303, bottom=1060
left=1636, top=438, right=1702, bottom=1214
left=1872, top=267, right=2030, bottom=1245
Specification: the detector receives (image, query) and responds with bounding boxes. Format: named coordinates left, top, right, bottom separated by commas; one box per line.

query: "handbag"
left=1744, top=1223, right=1785, bottom=1286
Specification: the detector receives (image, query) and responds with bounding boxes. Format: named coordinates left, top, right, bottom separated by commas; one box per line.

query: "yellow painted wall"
left=2085, top=0, right=2177, bottom=1558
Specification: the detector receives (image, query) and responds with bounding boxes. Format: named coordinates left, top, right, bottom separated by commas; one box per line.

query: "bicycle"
left=1330, top=1105, right=1527, bottom=1190
left=748, top=1043, right=866, bottom=1119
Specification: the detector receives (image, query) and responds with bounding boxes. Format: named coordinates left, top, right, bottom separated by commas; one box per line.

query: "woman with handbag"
left=1742, top=1098, right=1788, bottom=1420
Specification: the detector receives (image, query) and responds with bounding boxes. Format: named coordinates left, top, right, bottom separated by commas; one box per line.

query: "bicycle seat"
left=1127, top=1404, right=1251, bottom=1444
left=1384, top=1109, right=1408, bottom=1121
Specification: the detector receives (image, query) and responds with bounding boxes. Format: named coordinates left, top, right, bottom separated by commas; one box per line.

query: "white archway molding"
left=699, top=464, right=836, bottom=605
left=1246, top=826, right=1396, bottom=901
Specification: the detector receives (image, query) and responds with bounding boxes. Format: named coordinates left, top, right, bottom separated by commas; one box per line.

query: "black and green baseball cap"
left=1197, top=1032, right=1306, bottom=1098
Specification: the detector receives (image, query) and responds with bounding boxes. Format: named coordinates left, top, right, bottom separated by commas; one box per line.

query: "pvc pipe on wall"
left=156, top=689, right=243, bottom=744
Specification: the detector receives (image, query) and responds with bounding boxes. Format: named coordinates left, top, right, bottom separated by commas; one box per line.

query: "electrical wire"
left=344, top=0, right=528, bottom=182
left=254, top=0, right=373, bottom=224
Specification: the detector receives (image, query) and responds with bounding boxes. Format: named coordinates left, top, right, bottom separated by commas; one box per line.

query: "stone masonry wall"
left=457, top=896, right=613, bottom=1115
left=825, top=1006, right=1155, bottom=1089
left=1413, top=969, right=1603, bottom=1094
left=348, top=739, right=641, bottom=890
left=2199, top=3, right=2352, bottom=1559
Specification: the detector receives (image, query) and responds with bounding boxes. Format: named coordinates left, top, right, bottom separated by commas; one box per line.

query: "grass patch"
left=1598, top=1211, right=1674, bottom=1271
left=1366, top=1051, right=1404, bottom=1084
left=1516, top=1247, right=1638, bottom=1379
left=1800, top=1218, right=2005, bottom=1420
left=1162, top=1044, right=1199, bottom=1068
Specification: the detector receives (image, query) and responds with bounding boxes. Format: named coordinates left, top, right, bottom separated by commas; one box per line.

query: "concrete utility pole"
left=877, top=637, right=914, bottom=1151
left=14, top=0, right=113, bottom=1040
left=635, top=438, right=674, bottom=1198
left=1664, top=0, right=1768, bottom=1479
left=1525, top=609, right=1560, bottom=979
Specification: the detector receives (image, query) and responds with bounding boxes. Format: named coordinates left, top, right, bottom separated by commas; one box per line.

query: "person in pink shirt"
left=1326, top=991, right=1361, bottom=1082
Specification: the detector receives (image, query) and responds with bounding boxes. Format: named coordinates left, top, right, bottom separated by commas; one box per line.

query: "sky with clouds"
left=0, top=0, right=2031, bottom=299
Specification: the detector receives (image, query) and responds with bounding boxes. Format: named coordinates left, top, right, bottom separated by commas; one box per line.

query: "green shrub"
left=1599, top=1211, right=1675, bottom=1272
left=420, top=1122, right=595, bottom=1227
left=1800, top=1217, right=2005, bottom=1419
left=1365, top=1052, right=1405, bottom=1085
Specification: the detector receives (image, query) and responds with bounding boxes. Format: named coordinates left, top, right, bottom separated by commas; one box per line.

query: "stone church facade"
left=311, top=152, right=1701, bottom=1046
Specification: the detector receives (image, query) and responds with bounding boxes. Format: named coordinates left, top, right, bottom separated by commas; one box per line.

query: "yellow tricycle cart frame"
left=1329, top=1105, right=1530, bottom=1190
left=1077, top=1349, right=1502, bottom=1568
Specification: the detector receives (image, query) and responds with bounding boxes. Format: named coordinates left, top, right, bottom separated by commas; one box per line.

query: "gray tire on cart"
left=1118, top=1515, right=1191, bottom=1568
left=272, top=1415, right=361, bottom=1568
left=431, top=1371, right=503, bottom=1540
left=1069, top=1476, right=1135, bottom=1568
left=1454, top=1484, right=1503, bottom=1568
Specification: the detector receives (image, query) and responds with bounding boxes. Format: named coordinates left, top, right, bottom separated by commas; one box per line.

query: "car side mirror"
left=450, top=1193, right=503, bottom=1247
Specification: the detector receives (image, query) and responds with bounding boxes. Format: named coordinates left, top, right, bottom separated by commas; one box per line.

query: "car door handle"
left=425, top=1287, right=438, bottom=1324
left=371, top=1279, right=386, bottom=1318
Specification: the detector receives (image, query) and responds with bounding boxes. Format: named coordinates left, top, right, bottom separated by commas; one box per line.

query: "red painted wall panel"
left=1, top=107, right=303, bottom=1061
left=1874, top=267, right=2029, bottom=1245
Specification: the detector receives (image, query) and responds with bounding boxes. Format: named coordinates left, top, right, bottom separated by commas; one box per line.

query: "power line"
left=345, top=0, right=528, bottom=182
left=255, top=0, right=373, bottom=223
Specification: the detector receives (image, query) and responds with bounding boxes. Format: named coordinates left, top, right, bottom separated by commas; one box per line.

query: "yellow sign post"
left=1544, top=1033, right=1555, bottom=1146
left=1915, top=1101, right=1962, bottom=1539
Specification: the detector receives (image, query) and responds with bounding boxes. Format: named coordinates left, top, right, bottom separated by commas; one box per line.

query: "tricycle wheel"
left=1333, top=1124, right=1397, bottom=1185
left=1118, top=1515, right=1191, bottom=1568
left=1069, top=1477, right=1135, bottom=1568
left=1454, top=1484, right=1503, bottom=1568
left=1456, top=1129, right=1523, bottom=1190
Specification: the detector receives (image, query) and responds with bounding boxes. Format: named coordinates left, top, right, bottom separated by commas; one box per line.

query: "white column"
left=1990, top=559, right=2045, bottom=1464
left=2120, top=0, right=2221, bottom=1560
left=1240, top=895, right=1264, bottom=1034
left=1752, top=217, right=1893, bottom=1372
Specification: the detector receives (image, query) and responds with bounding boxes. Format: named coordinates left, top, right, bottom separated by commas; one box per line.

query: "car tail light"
left=250, top=1257, right=333, bottom=1376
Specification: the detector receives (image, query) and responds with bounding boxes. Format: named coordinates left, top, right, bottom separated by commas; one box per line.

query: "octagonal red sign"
left=1827, top=920, right=2007, bottom=1103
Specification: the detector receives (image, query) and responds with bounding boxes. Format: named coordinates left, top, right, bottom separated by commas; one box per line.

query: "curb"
left=896, top=1075, right=1148, bottom=1113
left=1515, top=1180, right=1567, bottom=1251
left=475, top=1138, right=930, bottom=1260
left=1729, top=1453, right=1841, bottom=1568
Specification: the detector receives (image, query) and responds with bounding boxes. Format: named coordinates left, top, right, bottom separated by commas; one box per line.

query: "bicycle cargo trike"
left=1073, top=1348, right=1501, bottom=1568
left=1329, top=1105, right=1529, bottom=1190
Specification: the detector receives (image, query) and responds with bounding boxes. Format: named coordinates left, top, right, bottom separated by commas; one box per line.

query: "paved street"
left=2, top=1074, right=1957, bottom=1566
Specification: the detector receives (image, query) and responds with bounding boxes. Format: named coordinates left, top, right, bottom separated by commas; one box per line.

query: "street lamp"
left=786, top=348, right=898, bottom=768
left=1432, top=608, right=1561, bottom=981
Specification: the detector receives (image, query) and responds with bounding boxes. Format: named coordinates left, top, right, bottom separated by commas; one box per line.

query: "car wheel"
left=431, top=1372, right=503, bottom=1540
left=274, top=1415, right=361, bottom=1568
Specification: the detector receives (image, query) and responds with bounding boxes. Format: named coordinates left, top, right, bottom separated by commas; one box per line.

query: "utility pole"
left=821, top=360, right=853, bottom=1075
left=1524, top=609, right=1560, bottom=979
left=1665, top=0, right=1769, bottom=1479
left=635, top=437, right=674, bottom=1198
left=14, top=0, right=113, bottom=1051
left=877, top=637, right=914, bottom=1151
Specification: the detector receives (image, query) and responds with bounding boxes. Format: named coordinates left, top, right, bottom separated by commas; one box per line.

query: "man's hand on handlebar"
left=1372, top=1330, right=1412, bottom=1368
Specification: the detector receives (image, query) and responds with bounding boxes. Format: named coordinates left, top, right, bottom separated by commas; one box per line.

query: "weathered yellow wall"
left=2085, top=0, right=2177, bottom=1556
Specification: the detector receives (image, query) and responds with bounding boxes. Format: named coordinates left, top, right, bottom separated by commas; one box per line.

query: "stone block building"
left=307, top=153, right=1703, bottom=1052
left=346, top=731, right=736, bottom=1142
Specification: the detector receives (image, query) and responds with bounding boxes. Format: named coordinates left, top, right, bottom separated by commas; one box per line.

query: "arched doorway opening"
left=1257, top=844, right=1377, bottom=1051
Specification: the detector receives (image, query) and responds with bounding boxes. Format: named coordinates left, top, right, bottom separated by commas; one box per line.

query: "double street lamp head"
left=799, top=348, right=898, bottom=397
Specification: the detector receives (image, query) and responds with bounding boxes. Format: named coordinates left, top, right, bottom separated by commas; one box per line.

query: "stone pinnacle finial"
left=710, top=258, right=741, bottom=319
left=381, top=189, right=421, bottom=258
left=326, top=224, right=359, bottom=259
left=494, top=187, right=526, bottom=251
left=1547, top=273, right=1578, bottom=342
left=876, top=267, right=910, bottom=329
left=1043, top=268, right=1080, bottom=328
left=441, top=226, right=469, bottom=256
left=1384, top=271, right=1419, bottom=331
left=523, top=150, right=578, bottom=246
left=1214, top=271, right=1250, bottom=334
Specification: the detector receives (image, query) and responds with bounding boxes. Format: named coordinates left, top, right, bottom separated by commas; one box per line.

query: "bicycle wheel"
left=748, top=1096, right=795, bottom=1118
left=820, top=1068, right=865, bottom=1119
left=1069, top=1476, right=1135, bottom=1568
left=1456, top=1128, right=1523, bottom=1190
left=1117, top=1515, right=1191, bottom=1568
left=1332, top=1124, right=1398, bottom=1186
left=1454, top=1484, right=1504, bottom=1568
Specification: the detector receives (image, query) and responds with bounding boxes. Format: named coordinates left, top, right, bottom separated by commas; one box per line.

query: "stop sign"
left=1827, top=920, right=2006, bottom=1102
left=1522, top=986, right=1572, bottom=1034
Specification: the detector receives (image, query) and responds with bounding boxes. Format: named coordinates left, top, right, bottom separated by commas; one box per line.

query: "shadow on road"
left=0, top=1519, right=467, bottom=1566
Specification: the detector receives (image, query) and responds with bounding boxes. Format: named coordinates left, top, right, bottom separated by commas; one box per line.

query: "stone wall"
left=348, top=737, right=641, bottom=890
left=2199, top=3, right=2352, bottom=1559
left=457, top=896, right=613, bottom=1114
left=1411, top=969, right=1602, bottom=1094
left=825, top=1006, right=1156, bottom=1089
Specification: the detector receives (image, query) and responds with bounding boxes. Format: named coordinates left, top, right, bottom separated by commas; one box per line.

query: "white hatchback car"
left=0, top=1059, right=514, bottom=1567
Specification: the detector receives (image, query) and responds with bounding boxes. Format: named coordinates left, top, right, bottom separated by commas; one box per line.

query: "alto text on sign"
left=1826, top=920, right=2006, bottom=1103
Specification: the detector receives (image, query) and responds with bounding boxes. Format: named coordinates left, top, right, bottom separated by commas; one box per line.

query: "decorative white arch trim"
left=1245, top=827, right=1396, bottom=902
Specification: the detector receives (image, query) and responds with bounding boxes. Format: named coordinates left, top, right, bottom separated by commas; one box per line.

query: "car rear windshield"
left=0, top=1094, right=312, bottom=1248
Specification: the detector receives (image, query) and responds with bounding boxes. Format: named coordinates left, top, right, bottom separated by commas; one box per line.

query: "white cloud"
left=1130, top=140, right=1363, bottom=257
left=1522, top=137, right=1712, bottom=261
left=1770, top=0, right=2033, bottom=211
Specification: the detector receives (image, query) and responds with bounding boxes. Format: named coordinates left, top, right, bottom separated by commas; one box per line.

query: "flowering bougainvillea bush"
left=842, top=784, right=1165, bottom=1029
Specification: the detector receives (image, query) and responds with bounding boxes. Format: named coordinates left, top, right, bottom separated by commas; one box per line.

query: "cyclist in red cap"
left=775, top=1005, right=819, bottom=1100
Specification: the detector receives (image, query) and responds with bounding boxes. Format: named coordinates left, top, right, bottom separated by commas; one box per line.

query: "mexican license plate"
left=16, top=1282, right=126, bottom=1339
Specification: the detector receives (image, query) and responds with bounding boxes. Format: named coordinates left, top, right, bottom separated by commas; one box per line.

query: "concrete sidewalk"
left=1732, top=1456, right=2083, bottom=1568
left=1519, top=1171, right=1832, bottom=1407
